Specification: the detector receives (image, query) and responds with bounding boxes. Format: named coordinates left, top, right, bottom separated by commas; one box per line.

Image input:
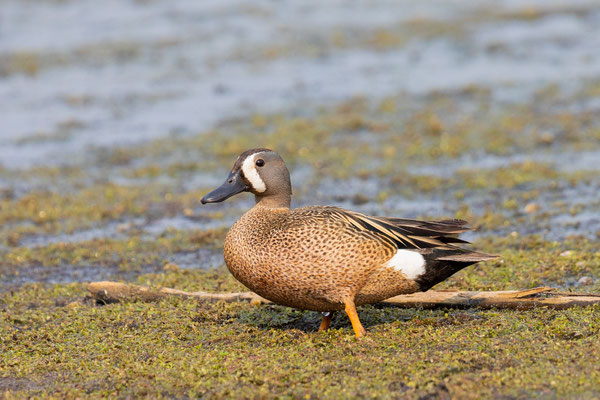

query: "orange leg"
left=318, top=312, right=334, bottom=332
left=344, top=299, right=366, bottom=338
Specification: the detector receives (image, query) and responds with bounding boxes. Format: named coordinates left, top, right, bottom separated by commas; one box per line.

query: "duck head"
left=201, top=148, right=292, bottom=208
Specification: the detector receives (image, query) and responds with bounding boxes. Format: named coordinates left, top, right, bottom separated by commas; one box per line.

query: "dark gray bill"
left=201, top=170, right=248, bottom=204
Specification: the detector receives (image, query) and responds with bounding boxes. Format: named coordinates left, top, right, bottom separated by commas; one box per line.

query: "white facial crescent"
left=241, top=153, right=266, bottom=193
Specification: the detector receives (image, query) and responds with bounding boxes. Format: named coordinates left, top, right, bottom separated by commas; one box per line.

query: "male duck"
left=202, top=148, right=497, bottom=337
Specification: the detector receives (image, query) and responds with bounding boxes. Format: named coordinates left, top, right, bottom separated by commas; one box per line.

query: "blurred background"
left=1, top=0, right=599, bottom=287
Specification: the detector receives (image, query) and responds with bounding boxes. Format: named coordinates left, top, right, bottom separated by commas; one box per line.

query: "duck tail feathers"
left=436, top=251, right=499, bottom=262
left=415, top=250, right=499, bottom=292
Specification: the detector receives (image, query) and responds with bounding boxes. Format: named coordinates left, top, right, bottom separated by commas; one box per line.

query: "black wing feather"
left=333, top=209, right=472, bottom=250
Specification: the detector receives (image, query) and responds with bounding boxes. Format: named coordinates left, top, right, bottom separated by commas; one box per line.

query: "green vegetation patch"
left=0, top=228, right=226, bottom=286
left=0, top=183, right=220, bottom=245
left=1, top=236, right=599, bottom=398
left=66, top=89, right=600, bottom=184
left=447, top=235, right=600, bottom=292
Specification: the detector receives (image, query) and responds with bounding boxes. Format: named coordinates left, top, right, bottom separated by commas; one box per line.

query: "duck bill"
left=201, top=170, right=248, bottom=204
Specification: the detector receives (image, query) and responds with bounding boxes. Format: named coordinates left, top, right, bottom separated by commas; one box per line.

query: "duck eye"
left=255, top=159, right=265, bottom=167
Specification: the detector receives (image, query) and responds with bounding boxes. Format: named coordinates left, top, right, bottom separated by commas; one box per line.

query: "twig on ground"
left=87, top=281, right=600, bottom=310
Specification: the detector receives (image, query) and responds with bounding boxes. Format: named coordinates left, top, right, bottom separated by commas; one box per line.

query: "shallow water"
left=1, top=0, right=599, bottom=287
left=2, top=0, right=600, bottom=167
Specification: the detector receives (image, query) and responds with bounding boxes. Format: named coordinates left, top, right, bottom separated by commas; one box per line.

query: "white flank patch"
left=241, top=153, right=266, bottom=193
left=385, top=249, right=426, bottom=279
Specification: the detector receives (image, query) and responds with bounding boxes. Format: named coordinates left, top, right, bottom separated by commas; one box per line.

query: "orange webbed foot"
left=344, top=299, right=366, bottom=338
left=318, top=312, right=334, bottom=332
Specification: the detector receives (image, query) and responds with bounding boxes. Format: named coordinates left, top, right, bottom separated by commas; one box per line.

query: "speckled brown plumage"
left=202, top=148, right=498, bottom=337
left=224, top=205, right=413, bottom=311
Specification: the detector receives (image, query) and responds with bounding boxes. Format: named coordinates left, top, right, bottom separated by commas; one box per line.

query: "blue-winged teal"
left=202, top=148, right=497, bottom=337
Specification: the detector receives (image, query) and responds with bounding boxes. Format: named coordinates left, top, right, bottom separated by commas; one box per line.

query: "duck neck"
left=254, top=193, right=291, bottom=209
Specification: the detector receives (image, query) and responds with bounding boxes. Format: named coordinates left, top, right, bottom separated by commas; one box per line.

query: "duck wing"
left=302, top=207, right=499, bottom=291
left=328, top=208, right=473, bottom=250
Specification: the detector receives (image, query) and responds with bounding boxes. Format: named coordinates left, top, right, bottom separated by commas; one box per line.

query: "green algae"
left=1, top=59, right=599, bottom=400
left=449, top=236, right=600, bottom=292
left=220, top=3, right=600, bottom=64
left=2, top=89, right=598, bottom=246
left=0, top=183, right=219, bottom=245
left=0, top=228, right=227, bottom=288
left=456, top=162, right=560, bottom=189
left=41, top=87, right=593, bottom=186
left=3, top=228, right=225, bottom=268
left=3, top=3, right=600, bottom=398
left=2, top=236, right=600, bottom=399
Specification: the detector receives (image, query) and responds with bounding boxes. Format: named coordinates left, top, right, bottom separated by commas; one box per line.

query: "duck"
left=201, top=148, right=497, bottom=337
